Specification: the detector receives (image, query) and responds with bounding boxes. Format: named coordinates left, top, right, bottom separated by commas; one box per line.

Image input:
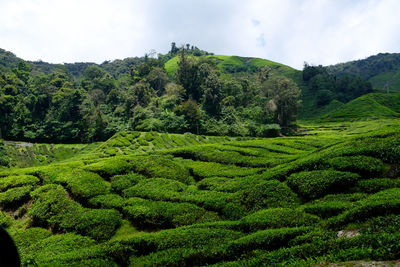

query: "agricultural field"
left=1, top=118, right=400, bottom=266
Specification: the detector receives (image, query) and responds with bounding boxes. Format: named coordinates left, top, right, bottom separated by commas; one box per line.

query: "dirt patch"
left=337, top=229, right=360, bottom=239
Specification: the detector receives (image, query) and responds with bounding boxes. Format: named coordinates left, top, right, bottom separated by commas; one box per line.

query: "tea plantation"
left=1, top=119, right=400, bottom=266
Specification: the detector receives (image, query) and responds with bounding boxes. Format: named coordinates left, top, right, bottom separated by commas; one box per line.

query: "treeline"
left=327, top=53, right=400, bottom=80
left=303, top=63, right=373, bottom=106
left=0, top=46, right=301, bottom=143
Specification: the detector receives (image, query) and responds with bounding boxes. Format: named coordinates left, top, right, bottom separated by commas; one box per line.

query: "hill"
left=165, top=54, right=301, bottom=80
left=327, top=53, right=400, bottom=93
left=317, top=93, right=400, bottom=121
left=1, top=119, right=400, bottom=265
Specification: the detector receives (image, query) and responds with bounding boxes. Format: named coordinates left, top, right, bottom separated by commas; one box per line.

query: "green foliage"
left=328, top=188, right=400, bottom=227
left=227, top=227, right=309, bottom=254
left=241, top=180, right=300, bottom=211
left=356, top=178, right=400, bottom=193
left=123, top=178, right=186, bottom=201
left=0, top=175, right=39, bottom=192
left=111, top=227, right=243, bottom=256
left=287, top=170, right=360, bottom=200
left=83, top=158, right=134, bottom=178
left=302, top=201, right=353, bottom=219
left=110, top=172, right=145, bottom=193
left=129, top=245, right=227, bottom=267
left=127, top=155, right=193, bottom=184
left=0, top=210, right=13, bottom=227
left=239, top=208, right=319, bottom=232
left=16, top=232, right=116, bottom=266
left=318, top=93, right=400, bottom=121
left=29, top=184, right=121, bottom=240
left=327, top=155, right=383, bottom=176
left=89, top=193, right=126, bottom=209
left=0, top=185, right=32, bottom=207
left=123, top=197, right=218, bottom=228
left=55, top=170, right=110, bottom=199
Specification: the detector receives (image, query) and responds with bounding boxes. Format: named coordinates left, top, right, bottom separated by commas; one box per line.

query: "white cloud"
left=0, top=0, right=399, bottom=69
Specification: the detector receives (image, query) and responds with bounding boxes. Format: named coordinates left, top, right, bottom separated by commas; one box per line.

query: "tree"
left=174, top=99, right=201, bottom=133
left=267, top=77, right=301, bottom=130
left=175, top=49, right=203, bottom=101
left=147, top=67, right=168, bottom=96
left=202, top=73, right=222, bottom=116
left=316, top=90, right=333, bottom=106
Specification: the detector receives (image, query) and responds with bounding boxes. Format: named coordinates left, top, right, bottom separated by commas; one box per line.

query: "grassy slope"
left=1, top=118, right=400, bottom=265
left=368, top=69, right=400, bottom=93
left=316, top=93, right=400, bottom=122
left=164, top=54, right=301, bottom=81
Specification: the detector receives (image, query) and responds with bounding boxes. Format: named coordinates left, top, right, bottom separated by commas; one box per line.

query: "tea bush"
left=240, top=180, right=300, bottom=211
left=227, top=227, right=310, bottom=254
left=123, top=197, right=219, bottom=228
left=0, top=185, right=33, bottom=208
left=0, top=175, right=39, bottom=192
left=287, top=170, right=360, bottom=200
left=55, top=170, right=111, bottom=199
left=239, top=208, right=319, bottom=232
left=327, top=155, right=383, bottom=176
left=110, top=173, right=146, bottom=193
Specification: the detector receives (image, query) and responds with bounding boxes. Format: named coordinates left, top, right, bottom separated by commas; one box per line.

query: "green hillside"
left=328, top=53, right=400, bottom=92
left=1, top=119, right=400, bottom=265
left=165, top=54, right=301, bottom=80
left=317, top=93, right=400, bottom=121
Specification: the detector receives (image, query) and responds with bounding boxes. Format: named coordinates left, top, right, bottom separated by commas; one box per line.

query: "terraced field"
left=1, top=119, right=400, bottom=266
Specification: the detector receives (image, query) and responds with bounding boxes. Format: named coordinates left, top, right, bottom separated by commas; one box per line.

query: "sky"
left=0, top=0, right=399, bottom=69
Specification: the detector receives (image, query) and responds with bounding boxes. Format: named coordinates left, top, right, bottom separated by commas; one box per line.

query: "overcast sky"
left=0, top=0, right=399, bottom=69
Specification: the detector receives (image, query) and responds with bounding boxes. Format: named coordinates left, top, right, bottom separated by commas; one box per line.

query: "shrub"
left=0, top=185, right=33, bottom=208
left=127, top=155, right=193, bottom=184
left=11, top=227, right=52, bottom=250
left=63, top=209, right=122, bottom=241
left=257, top=124, right=281, bottom=137
left=328, top=188, right=400, bottom=228
left=197, top=177, right=233, bottom=191
left=83, top=158, right=134, bottom=178
left=327, top=155, right=383, bottom=176
left=287, top=170, right=360, bottom=200
left=123, top=197, right=219, bottom=228
left=360, top=215, right=400, bottom=234
left=29, top=184, right=121, bottom=240
left=0, top=175, right=39, bottom=192
left=129, top=245, right=228, bottom=267
left=240, top=208, right=319, bottom=232
left=302, top=201, right=353, bottom=218
left=0, top=210, right=13, bottom=227
left=111, top=228, right=243, bottom=256
left=182, top=160, right=260, bottom=178
left=18, top=233, right=97, bottom=265
left=26, top=162, right=84, bottom=184
left=89, top=194, right=126, bottom=209
left=227, top=227, right=310, bottom=254
left=110, top=173, right=146, bottom=193
left=356, top=178, right=400, bottom=193
left=55, top=171, right=111, bottom=200
left=123, top=178, right=186, bottom=201
left=240, top=180, right=300, bottom=211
